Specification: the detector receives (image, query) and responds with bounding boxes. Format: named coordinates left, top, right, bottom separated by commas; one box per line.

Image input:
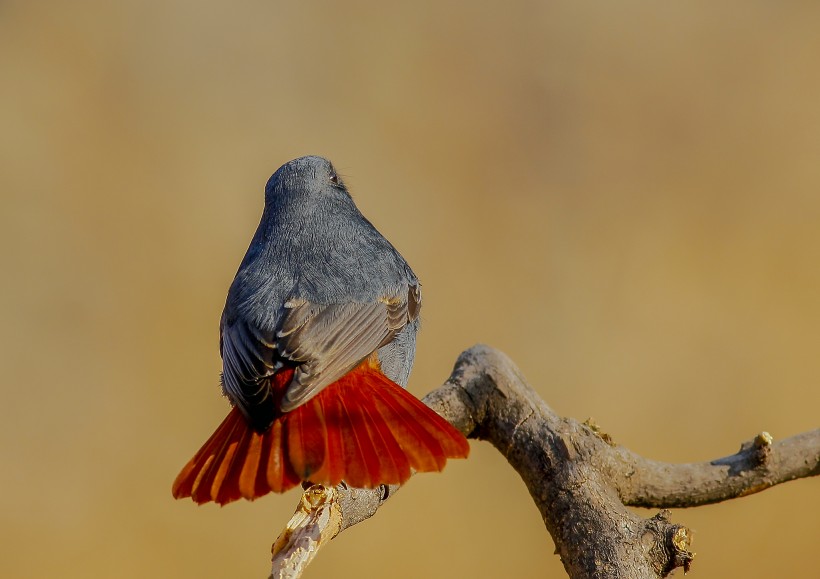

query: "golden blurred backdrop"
left=1, top=1, right=818, bottom=577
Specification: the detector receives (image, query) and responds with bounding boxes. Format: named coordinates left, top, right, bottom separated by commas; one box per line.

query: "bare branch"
left=610, top=429, right=820, bottom=508
left=269, top=344, right=818, bottom=578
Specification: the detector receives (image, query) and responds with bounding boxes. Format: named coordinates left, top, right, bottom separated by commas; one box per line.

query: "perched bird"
left=173, top=156, right=469, bottom=505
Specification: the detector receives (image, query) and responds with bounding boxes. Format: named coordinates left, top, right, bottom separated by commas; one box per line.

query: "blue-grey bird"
left=173, top=156, right=469, bottom=504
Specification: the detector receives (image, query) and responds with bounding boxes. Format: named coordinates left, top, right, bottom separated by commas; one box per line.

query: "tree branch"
left=270, top=345, right=819, bottom=578
left=610, top=429, right=820, bottom=508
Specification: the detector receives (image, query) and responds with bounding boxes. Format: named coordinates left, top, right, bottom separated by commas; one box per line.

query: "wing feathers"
left=280, top=302, right=392, bottom=411
left=222, top=283, right=421, bottom=421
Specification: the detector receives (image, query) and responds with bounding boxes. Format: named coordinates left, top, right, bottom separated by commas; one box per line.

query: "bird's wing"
left=220, top=284, right=421, bottom=416
left=219, top=313, right=279, bottom=419
left=276, top=284, right=420, bottom=412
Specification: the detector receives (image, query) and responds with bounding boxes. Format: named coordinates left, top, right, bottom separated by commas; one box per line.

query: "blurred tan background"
left=1, top=1, right=818, bottom=577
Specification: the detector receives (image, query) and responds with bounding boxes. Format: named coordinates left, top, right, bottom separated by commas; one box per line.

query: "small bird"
left=173, top=156, right=469, bottom=505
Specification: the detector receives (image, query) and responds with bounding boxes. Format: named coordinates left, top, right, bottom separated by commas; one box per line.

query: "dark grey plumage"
left=219, top=156, right=421, bottom=431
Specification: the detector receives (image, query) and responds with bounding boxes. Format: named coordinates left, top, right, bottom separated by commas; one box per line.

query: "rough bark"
left=270, top=345, right=820, bottom=579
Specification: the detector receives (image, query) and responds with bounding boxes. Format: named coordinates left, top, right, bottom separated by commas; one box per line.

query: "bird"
left=172, top=155, right=469, bottom=505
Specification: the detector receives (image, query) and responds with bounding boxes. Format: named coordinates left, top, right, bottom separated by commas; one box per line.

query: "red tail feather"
left=172, top=361, right=470, bottom=505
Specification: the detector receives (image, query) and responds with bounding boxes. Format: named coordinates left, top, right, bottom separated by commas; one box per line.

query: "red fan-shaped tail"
left=172, top=361, right=470, bottom=505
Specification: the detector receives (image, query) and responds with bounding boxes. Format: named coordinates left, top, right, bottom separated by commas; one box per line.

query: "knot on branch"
left=582, top=417, right=615, bottom=446
left=715, top=431, right=775, bottom=478
left=748, top=431, right=774, bottom=467
left=642, top=510, right=694, bottom=576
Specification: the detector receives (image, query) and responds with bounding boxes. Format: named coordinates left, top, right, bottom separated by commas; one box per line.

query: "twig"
left=611, top=429, right=820, bottom=508
left=269, top=483, right=399, bottom=579
left=270, top=485, right=342, bottom=579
